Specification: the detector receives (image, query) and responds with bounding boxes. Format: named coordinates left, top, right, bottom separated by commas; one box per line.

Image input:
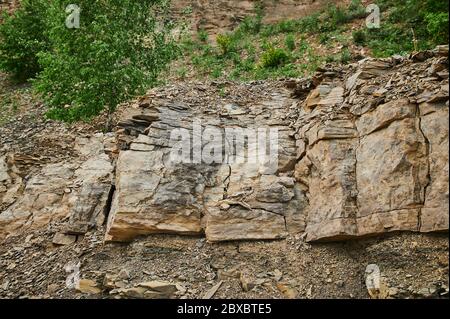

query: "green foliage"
left=182, top=6, right=193, bottom=15
left=238, top=8, right=264, bottom=34
left=285, top=34, right=296, bottom=51
left=369, top=0, right=449, bottom=57
left=297, top=13, right=320, bottom=33
left=32, top=0, right=177, bottom=122
left=176, top=67, right=188, bottom=79
left=425, top=12, right=449, bottom=44
left=0, top=0, right=49, bottom=82
left=178, top=0, right=448, bottom=81
left=216, top=33, right=235, bottom=55
left=340, top=48, right=352, bottom=64
left=260, top=46, right=289, bottom=69
left=198, top=29, right=209, bottom=42
left=347, top=0, right=367, bottom=20
left=352, top=29, right=366, bottom=45
left=327, top=5, right=350, bottom=26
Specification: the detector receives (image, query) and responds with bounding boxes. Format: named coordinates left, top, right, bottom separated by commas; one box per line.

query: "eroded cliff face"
left=0, top=47, right=448, bottom=299
left=2, top=47, right=447, bottom=244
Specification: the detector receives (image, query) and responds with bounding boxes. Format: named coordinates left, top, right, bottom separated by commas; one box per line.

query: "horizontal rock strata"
left=1, top=46, right=448, bottom=243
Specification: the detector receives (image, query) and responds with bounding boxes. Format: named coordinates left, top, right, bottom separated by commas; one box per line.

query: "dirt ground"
left=0, top=224, right=448, bottom=299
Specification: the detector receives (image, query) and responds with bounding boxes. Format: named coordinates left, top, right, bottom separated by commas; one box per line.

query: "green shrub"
left=327, top=5, right=350, bottom=26
left=298, top=13, right=320, bottom=33
left=0, top=0, right=49, bottom=82
left=34, top=0, right=177, bottom=122
left=353, top=29, right=367, bottom=45
left=260, top=46, right=289, bottom=68
left=319, top=33, right=330, bottom=45
left=285, top=34, right=296, bottom=51
left=425, top=12, right=449, bottom=44
left=340, top=48, right=352, bottom=64
left=374, top=0, right=449, bottom=53
left=198, top=29, right=209, bottom=42
left=238, top=3, right=264, bottom=35
left=216, top=33, right=235, bottom=55
left=347, top=0, right=366, bottom=20
left=239, top=13, right=263, bottom=34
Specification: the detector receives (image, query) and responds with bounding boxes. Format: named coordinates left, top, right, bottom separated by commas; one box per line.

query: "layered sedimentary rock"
left=1, top=47, right=448, bottom=243
left=0, top=134, right=114, bottom=240
left=106, top=86, right=301, bottom=242
left=294, top=46, right=449, bottom=241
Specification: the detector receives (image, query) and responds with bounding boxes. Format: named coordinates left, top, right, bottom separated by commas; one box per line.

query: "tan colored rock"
left=356, top=117, right=428, bottom=235
left=0, top=156, right=10, bottom=184
left=301, top=137, right=359, bottom=241
left=206, top=207, right=287, bottom=242
left=0, top=163, right=75, bottom=240
left=276, top=282, right=298, bottom=299
left=76, top=279, right=101, bottom=295
left=66, top=154, right=114, bottom=234
left=137, top=281, right=177, bottom=295
left=418, top=102, right=449, bottom=232
left=105, top=148, right=205, bottom=241
left=356, top=99, right=416, bottom=136
left=295, top=51, right=448, bottom=241
left=0, top=133, right=114, bottom=240
left=52, top=232, right=77, bottom=246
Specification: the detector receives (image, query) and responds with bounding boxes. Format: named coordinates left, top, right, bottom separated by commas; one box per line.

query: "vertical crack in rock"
left=103, top=184, right=116, bottom=227
left=415, top=103, right=431, bottom=231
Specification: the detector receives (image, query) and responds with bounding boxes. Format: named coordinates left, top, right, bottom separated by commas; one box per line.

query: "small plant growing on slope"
left=198, top=29, right=209, bottom=42
left=285, top=34, right=296, bottom=51
left=260, top=46, right=289, bottom=68
left=353, top=29, right=367, bottom=45
left=216, top=33, right=235, bottom=55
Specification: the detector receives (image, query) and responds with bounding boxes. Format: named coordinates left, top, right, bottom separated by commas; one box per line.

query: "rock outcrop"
left=106, top=46, right=449, bottom=242
left=106, top=85, right=301, bottom=242
left=294, top=46, right=449, bottom=241
left=0, top=46, right=448, bottom=244
left=0, top=134, right=115, bottom=240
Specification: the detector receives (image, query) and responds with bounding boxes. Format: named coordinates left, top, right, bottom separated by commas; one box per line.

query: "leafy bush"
left=260, top=46, right=289, bottom=68
left=347, top=0, right=366, bottom=20
left=340, top=48, right=352, bottom=64
left=298, top=13, right=320, bottom=33
left=0, top=0, right=49, bottom=81
left=425, top=12, right=449, bottom=44
left=327, top=5, right=350, bottom=26
left=285, top=34, right=296, bottom=51
left=352, top=29, right=366, bottom=45
left=216, top=33, right=235, bottom=55
left=198, top=29, right=209, bottom=42
left=33, top=0, right=177, bottom=122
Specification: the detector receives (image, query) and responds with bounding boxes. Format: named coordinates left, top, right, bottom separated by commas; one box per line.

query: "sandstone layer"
left=0, top=46, right=448, bottom=243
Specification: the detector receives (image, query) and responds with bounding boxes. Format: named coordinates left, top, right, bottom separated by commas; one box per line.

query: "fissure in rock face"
left=0, top=46, right=448, bottom=244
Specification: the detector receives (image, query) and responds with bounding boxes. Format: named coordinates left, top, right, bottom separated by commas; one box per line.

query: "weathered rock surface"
left=105, top=46, right=448, bottom=243
left=1, top=47, right=448, bottom=244
left=0, top=134, right=114, bottom=240
left=107, top=85, right=300, bottom=242
left=294, top=47, right=449, bottom=241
